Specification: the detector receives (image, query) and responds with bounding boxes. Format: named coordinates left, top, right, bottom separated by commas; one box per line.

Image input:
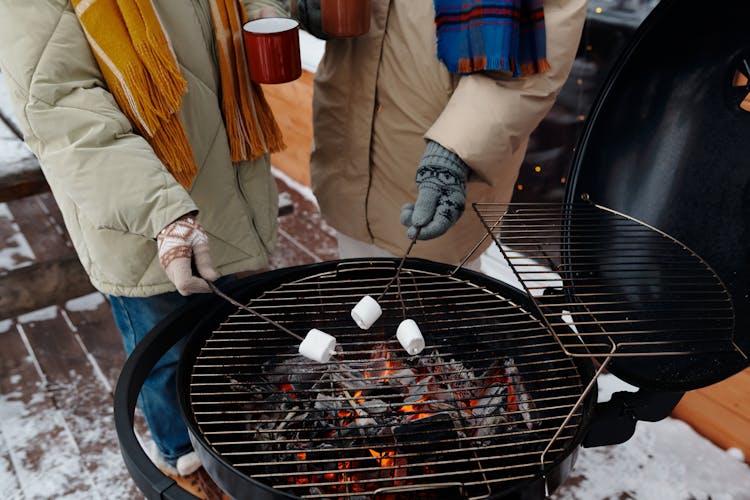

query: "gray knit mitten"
left=400, top=141, right=469, bottom=240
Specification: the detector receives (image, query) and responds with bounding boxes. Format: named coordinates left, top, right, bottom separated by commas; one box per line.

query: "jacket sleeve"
left=0, top=1, right=197, bottom=239
left=244, top=0, right=289, bottom=19
left=425, top=0, right=587, bottom=185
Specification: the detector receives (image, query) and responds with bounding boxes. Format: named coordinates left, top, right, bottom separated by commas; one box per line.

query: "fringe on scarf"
left=73, top=0, right=284, bottom=189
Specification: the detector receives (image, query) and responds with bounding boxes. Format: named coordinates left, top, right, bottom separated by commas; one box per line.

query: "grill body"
left=177, top=259, right=597, bottom=499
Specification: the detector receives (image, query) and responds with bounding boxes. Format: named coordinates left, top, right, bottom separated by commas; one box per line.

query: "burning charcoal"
left=423, top=401, right=456, bottom=414
left=313, top=393, right=341, bottom=412
left=353, top=417, right=378, bottom=427
left=393, top=413, right=458, bottom=453
left=360, top=399, right=388, bottom=414
left=330, top=366, right=369, bottom=391
left=385, top=368, right=417, bottom=387
left=473, top=414, right=509, bottom=438
left=225, top=375, right=274, bottom=399
left=503, top=358, right=537, bottom=430
left=351, top=295, right=382, bottom=329
left=262, top=356, right=329, bottom=387
left=396, top=319, right=425, bottom=355
left=471, top=383, right=508, bottom=418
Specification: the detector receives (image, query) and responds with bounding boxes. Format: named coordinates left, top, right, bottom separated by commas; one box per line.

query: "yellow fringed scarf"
left=72, top=0, right=285, bottom=189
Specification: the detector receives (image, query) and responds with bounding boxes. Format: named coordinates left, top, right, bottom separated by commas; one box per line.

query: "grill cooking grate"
left=189, top=262, right=590, bottom=499
left=473, top=202, right=740, bottom=358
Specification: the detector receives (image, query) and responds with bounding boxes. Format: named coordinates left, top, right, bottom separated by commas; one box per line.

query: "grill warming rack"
left=472, top=201, right=744, bottom=360
left=190, top=263, right=592, bottom=499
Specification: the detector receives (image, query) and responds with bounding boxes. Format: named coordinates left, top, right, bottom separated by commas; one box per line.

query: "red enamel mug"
left=321, top=0, right=371, bottom=38
left=243, top=17, right=302, bottom=84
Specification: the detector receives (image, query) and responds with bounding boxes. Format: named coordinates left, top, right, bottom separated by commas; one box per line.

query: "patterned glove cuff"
left=419, top=141, right=469, bottom=181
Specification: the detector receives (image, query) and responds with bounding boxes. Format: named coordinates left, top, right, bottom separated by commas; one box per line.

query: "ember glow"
left=247, top=344, right=538, bottom=497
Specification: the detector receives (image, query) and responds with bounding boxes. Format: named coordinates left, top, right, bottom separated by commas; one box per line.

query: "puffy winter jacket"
left=0, top=0, right=280, bottom=297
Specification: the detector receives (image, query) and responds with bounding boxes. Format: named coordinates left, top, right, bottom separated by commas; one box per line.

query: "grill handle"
left=582, top=390, right=684, bottom=447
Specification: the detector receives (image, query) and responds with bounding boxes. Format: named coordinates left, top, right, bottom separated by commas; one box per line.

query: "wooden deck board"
left=0, top=202, right=35, bottom=272
left=0, top=425, right=23, bottom=500
left=0, top=325, right=94, bottom=498
left=276, top=192, right=337, bottom=262
left=263, top=71, right=315, bottom=187
left=20, top=312, right=141, bottom=498
left=672, top=368, right=750, bottom=461
left=7, top=193, right=73, bottom=262
left=63, top=294, right=126, bottom=390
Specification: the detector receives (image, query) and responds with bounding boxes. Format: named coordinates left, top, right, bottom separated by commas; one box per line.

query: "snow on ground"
left=0, top=74, right=30, bottom=165
left=65, top=292, right=106, bottom=313
left=558, top=418, right=750, bottom=500
left=552, top=374, right=750, bottom=499
left=0, top=202, right=36, bottom=271
left=16, top=306, right=58, bottom=325
left=0, top=383, right=137, bottom=499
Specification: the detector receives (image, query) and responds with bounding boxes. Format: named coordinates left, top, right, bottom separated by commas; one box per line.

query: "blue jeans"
left=110, top=277, right=233, bottom=465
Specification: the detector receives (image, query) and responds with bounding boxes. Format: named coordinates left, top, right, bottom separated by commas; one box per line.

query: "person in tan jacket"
left=273, top=0, right=587, bottom=266
left=0, top=0, right=286, bottom=478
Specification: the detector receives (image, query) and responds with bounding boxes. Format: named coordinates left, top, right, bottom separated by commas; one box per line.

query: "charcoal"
left=393, top=413, right=458, bottom=453
left=239, top=345, right=540, bottom=494
left=359, top=398, right=388, bottom=414
left=385, top=368, right=417, bottom=387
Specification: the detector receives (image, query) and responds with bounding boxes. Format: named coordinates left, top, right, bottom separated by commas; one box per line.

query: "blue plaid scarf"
left=434, top=0, right=549, bottom=76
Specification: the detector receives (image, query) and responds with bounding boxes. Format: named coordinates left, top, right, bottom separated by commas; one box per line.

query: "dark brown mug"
left=243, top=18, right=302, bottom=84
left=320, top=0, right=371, bottom=38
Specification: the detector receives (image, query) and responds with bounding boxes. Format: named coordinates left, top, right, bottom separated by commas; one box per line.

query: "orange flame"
left=279, top=383, right=297, bottom=399
left=369, top=449, right=396, bottom=468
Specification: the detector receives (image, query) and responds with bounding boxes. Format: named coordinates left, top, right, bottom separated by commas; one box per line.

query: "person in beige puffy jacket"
left=269, top=0, right=587, bottom=266
left=0, top=0, right=287, bottom=477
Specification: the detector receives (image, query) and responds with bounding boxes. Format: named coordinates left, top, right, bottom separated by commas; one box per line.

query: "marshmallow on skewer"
left=298, top=328, right=337, bottom=363
left=351, top=295, right=382, bottom=330
left=397, top=319, right=425, bottom=355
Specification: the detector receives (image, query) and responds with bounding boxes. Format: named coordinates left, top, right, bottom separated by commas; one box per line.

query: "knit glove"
left=157, top=214, right=219, bottom=296
left=400, top=141, right=469, bottom=240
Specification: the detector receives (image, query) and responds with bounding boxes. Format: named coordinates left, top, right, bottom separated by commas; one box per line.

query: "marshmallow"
left=298, top=329, right=337, bottom=363
left=396, top=319, right=425, bottom=355
left=351, top=295, right=382, bottom=330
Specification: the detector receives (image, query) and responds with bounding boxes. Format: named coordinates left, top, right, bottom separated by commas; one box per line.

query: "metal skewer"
left=376, top=228, right=421, bottom=304
left=206, top=280, right=305, bottom=342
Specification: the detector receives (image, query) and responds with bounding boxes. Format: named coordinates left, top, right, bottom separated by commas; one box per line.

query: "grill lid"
left=564, top=0, right=750, bottom=387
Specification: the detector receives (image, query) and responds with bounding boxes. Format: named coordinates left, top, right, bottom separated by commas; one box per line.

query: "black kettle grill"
left=114, top=0, right=750, bottom=498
